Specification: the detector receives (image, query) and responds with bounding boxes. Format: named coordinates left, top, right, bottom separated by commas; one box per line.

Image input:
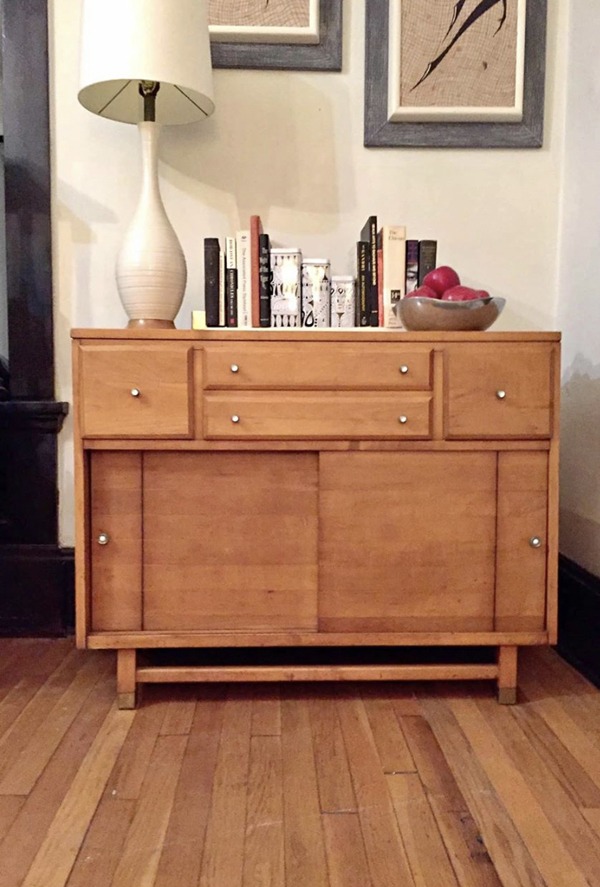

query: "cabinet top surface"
left=71, top=329, right=561, bottom=343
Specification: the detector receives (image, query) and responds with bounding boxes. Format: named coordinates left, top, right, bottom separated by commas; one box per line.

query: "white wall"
left=51, top=0, right=569, bottom=546
left=557, top=2, right=600, bottom=577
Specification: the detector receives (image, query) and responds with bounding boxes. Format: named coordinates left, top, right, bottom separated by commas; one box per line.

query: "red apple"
left=422, top=266, right=460, bottom=296
left=442, top=286, right=488, bottom=302
left=405, top=285, right=439, bottom=299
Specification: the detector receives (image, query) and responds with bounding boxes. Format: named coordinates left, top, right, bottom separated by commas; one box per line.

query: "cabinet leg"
left=117, top=649, right=137, bottom=710
left=497, top=646, right=518, bottom=705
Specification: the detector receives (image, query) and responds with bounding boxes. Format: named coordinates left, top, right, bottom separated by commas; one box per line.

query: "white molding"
left=210, top=0, right=319, bottom=44
left=387, top=0, right=526, bottom=124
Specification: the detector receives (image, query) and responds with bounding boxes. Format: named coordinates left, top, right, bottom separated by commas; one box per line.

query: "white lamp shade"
left=78, top=0, right=215, bottom=125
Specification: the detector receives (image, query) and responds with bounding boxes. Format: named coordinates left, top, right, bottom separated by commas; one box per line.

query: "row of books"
left=201, top=215, right=437, bottom=329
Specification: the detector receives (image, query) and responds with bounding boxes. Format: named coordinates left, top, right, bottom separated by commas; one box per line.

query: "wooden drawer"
left=203, top=343, right=433, bottom=390
left=204, top=392, right=432, bottom=439
left=446, top=344, right=553, bottom=439
left=79, top=344, right=193, bottom=438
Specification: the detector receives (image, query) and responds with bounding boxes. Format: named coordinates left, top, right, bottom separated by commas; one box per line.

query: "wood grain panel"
left=203, top=342, right=432, bottom=390
left=90, top=453, right=142, bottom=632
left=80, top=344, right=192, bottom=438
left=320, top=452, right=497, bottom=632
left=204, top=391, right=432, bottom=440
left=495, top=452, right=548, bottom=632
left=446, top=344, right=552, bottom=439
left=143, top=453, right=318, bottom=631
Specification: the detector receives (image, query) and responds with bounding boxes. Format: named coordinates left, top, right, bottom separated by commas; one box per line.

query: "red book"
left=377, top=246, right=383, bottom=327
left=250, top=215, right=263, bottom=328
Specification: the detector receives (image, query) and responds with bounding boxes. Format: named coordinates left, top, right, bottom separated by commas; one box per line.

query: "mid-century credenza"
left=72, top=329, right=560, bottom=707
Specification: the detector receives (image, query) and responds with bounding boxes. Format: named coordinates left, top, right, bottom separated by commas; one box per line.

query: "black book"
left=356, top=241, right=369, bottom=327
left=259, top=233, right=271, bottom=328
left=226, top=268, right=238, bottom=327
left=361, top=216, right=378, bottom=326
left=204, top=238, right=221, bottom=327
left=418, top=240, right=437, bottom=286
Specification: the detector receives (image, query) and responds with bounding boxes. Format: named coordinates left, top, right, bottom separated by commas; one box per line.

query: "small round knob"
left=400, top=365, right=409, bottom=375
left=496, top=390, right=507, bottom=400
left=231, top=364, right=239, bottom=374
left=398, top=416, right=408, bottom=424
left=231, top=415, right=240, bottom=424
left=530, top=536, right=542, bottom=549
left=130, top=388, right=141, bottom=398
left=97, top=533, right=109, bottom=546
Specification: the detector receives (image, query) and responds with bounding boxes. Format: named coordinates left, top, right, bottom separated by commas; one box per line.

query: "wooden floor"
left=0, top=642, right=600, bottom=887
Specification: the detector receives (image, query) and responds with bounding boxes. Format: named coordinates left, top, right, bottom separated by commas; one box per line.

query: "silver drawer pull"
left=496, top=390, right=507, bottom=400
left=400, top=365, right=409, bottom=375
left=231, top=364, right=240, bottom=374
left=530, top=536, right=542, bottom=549
left=398, top=416, right=408, bottom=424
left=130, top=388, right=141, bottom=398
left=231, top=415, right=240, bottom=424
left=98, top=533, right=109, bottom=546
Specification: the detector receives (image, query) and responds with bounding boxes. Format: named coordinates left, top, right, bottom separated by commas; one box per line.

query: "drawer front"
left=203, top=343, right=433, bottom=390
left=204, top=392, right=432, bottom=439
left=80, top=344, right=193, bottom=438
left=446, top=344, right=553, bottom=439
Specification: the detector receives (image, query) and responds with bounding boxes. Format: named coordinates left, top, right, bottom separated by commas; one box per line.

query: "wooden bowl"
left=395, top=296, right=506, bottom=332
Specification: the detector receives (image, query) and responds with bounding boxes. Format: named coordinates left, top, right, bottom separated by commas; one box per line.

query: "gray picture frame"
left=364, top=0, right=547, bottom=148
left=210, top=0, right=343, bottom=71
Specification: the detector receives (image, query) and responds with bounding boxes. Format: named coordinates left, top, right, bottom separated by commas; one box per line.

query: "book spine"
left=218, top=248, right=226, bottom=327
left=377, top=245, right=383, bottom=327
left=381, top=226, right=406, bottom=328
left=368, top=217, right=378, bottom=326
left=250, top=215, right=263, bottom=327
left=236, top=231, right=251, bottom=328
left=406, top=240, right=419, bottom=295
left=259, top=233, right=271, bottom=328
left=226, top=237, right=237, bottom=327
left=357, top=242, right=369, bottom=327
left=418, top=240, right=437, bottom=286
left=204, top=238, right=221, bottom=327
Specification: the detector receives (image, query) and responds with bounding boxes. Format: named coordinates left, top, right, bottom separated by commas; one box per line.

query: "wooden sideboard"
left=72, top=329, right=560, bottom=707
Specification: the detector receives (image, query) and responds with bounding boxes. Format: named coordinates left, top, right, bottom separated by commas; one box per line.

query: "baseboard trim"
left=0, top=545, right=74, bottom=636
left=558, top=554, right=600, bottom=688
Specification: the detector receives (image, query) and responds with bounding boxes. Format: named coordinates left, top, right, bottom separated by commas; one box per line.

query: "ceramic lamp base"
left=117, top=122, right=187, bottom=328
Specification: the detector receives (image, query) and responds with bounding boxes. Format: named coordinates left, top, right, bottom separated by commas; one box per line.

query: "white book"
left=218, top=247, right=225, bottom=327
left=236, top=230, right=251, bottom=329
left=380, top=225, right=407, bottom=328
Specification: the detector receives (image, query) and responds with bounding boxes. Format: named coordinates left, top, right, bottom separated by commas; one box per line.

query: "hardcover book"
left=204, top=238, right=221, bottom=327
left=236, top=230, right=251, bottom=328
left=259, top=233, right=271, bottom=328
left=418, top=240, right=438, bottom=286
left=361, top=216, right=379, bottom=326
left=356, top=241, right=369, bottom=327
left=378, top=225, right=407, bottom=328
left=250, top=215, right=263, bottom=328
left=406, top=240, right=419, bottom=295
left=226, top=236, right=238, bottom=327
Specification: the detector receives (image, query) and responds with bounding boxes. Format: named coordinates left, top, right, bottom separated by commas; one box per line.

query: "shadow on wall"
left=560, top=353, right=600, bottom=576
left=159, top=73, right=352, bottom=231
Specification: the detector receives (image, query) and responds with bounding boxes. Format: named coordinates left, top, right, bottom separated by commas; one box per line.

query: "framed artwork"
left=365, top=0, right=547, bottom=148
left=209, top=0, right=343, bottom=70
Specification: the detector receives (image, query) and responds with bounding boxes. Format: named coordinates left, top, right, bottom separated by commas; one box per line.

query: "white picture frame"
left=386, top=0, right=527, bottom=123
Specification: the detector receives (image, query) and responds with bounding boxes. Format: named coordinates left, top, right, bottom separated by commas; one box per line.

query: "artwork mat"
left=387, top=0, right=527, bottom=122
left=210, top=0, right=342, bottom=70
left=209, top=0, right=320, bottom=45
left=364, top=0, right=547, bottom=148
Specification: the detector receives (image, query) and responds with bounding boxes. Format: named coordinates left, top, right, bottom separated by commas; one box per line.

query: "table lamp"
left=78, top=0, right=215, bottom=328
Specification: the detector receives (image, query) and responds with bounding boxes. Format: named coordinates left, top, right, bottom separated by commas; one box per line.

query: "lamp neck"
left=139, top=80, right=161, bottom=122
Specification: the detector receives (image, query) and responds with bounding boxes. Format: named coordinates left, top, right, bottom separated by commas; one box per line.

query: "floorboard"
left=0, top=641, right=599, bottom=886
